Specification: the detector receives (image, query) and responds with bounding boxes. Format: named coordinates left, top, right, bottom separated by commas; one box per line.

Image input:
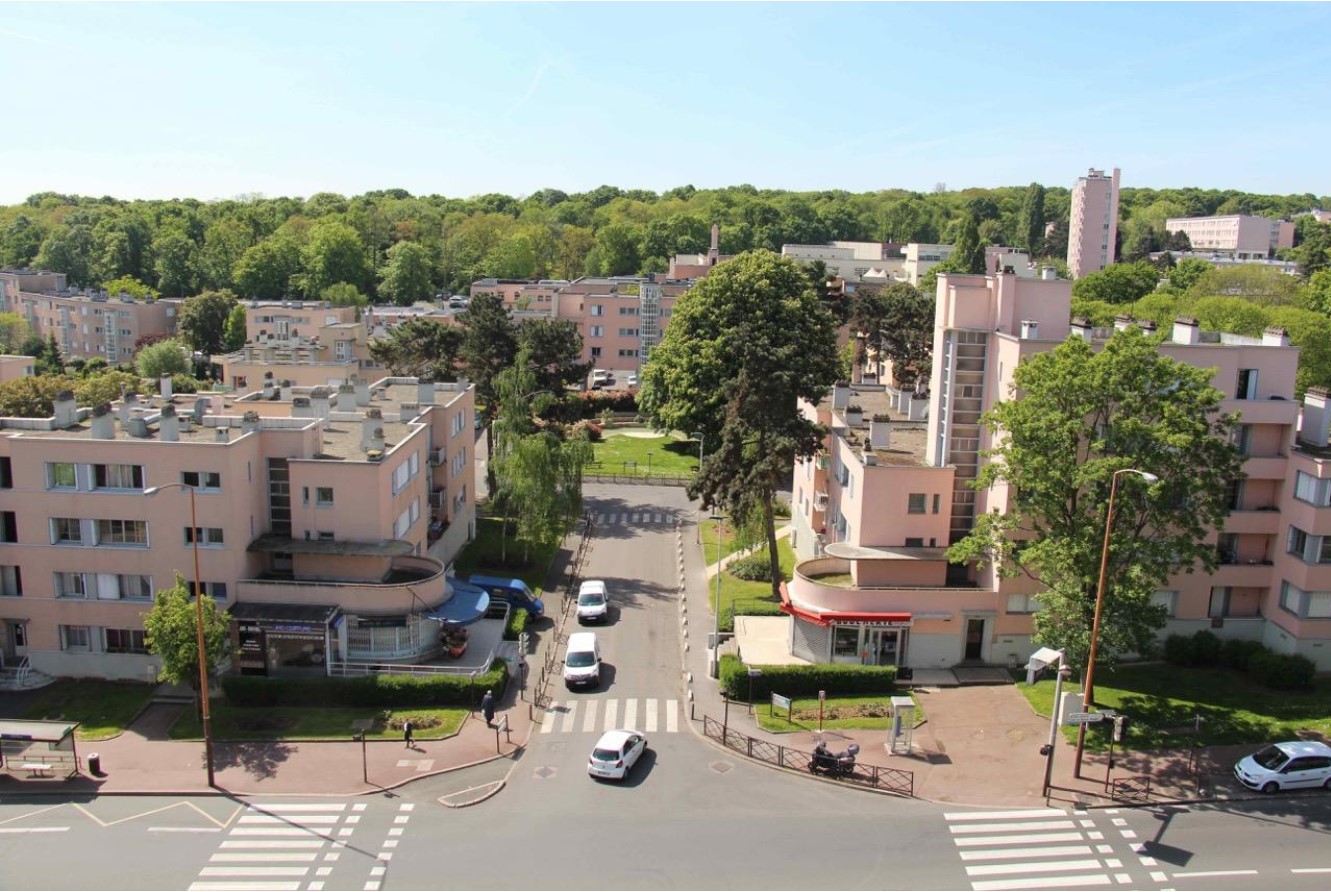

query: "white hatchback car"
left=577, top=580, right=609, bottom=624
left=1234, top=740, right=1331, bottom=793
left=588, top=729, right=648, bottom=781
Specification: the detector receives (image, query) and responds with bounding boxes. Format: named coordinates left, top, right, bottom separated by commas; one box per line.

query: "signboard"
left=818, top=690, right=826, bottom=702
left=1064, top=712, right=1105, bottom=725
left=771, top=693, right=791, bottom=711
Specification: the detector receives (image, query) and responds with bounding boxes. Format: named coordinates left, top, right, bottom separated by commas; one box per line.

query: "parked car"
left=588, top=729, right=647, bottom=781
left=563, top=631, right=601, bottom=689
left=625, top=373, right=639, bottom=388
left=1234, top=740, right=1331, bottom=793
left=449, top=296, right=469, bottom=309
left=468, top=575, right=544, bottom=617
left=577, top=580, right=609, bottom=624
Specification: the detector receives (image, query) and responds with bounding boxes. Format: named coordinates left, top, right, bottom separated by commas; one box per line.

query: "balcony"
left=236, top=554, right=446, bottom=614
left=1211, top=560, right=1276, bottom=587
left=1224, top=397, right=1299, bottom=426
left=1224, top=508, right=1281, bottom=535
left=789, top=556, right=993, bottom=615
left=1241, top=455, right=1288, bottom=480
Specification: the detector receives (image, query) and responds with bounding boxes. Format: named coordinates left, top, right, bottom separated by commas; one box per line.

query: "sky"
left=1, top=1, right=1329, bottom=204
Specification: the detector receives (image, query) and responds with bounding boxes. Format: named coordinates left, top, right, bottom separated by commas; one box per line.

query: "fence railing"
left=702, top=716, right=914, bottom=797
left=583, top=472, right=692, bottom=487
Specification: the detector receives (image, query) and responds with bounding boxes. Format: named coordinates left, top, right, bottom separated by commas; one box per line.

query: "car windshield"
left=1252, top=745, right=1289, bottom=770
left=592, top=747, right=620, bottom=761
left=567, top=652, right=596, bottom=668
left=579, top=594, right=604, bottom=606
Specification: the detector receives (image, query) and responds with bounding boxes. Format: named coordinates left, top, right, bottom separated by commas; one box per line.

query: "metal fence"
left=702, top=716, right=914, bottom=797
left=583, top=472, right=692, bottom=487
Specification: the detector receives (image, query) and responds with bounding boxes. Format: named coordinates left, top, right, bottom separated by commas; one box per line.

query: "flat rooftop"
left=815, top=385, right=930, bottom=468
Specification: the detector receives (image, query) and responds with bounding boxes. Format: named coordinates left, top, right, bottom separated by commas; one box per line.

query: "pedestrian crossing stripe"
left=540, top=698, right=680, bottom=734
left=594, top=512, right=676, bottom=525
left=944, top=810, right=1131, bottom=892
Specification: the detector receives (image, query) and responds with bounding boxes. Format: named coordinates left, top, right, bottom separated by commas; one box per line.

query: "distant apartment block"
left=781, top=241, right=906, bottom=284
left=0, top=269, right=179, bottom=363
left=1165, top=214, right=1296, bottom=260
left=667, top=224, right=733, bottom=279
left=1067, top=167, right=1120, bottom=279
left=901, top=243, right=955, bottom=286
left=0, top=375, right=479, bottom=681
left=785, top=267, right=1331, bottom=671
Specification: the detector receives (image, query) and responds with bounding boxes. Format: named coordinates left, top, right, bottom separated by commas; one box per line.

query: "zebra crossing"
left=946, top=808, right=1141, bottom=891
left=592, top=511, right=678, bottom=526
left=540, top=697, right=681, bottom=735
left=189, top=800, right=413, bottom=892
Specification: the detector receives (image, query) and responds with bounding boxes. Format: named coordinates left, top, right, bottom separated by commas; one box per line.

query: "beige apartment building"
left=0, top=269, right=179, bottom=363
left=784, top=267, right=1331, bottom=670
left=1067, top=167, right=1120, bottom=279
left=0, top=374, right=478, bottom=681
left=1164, top=214, right=1296, bottom=260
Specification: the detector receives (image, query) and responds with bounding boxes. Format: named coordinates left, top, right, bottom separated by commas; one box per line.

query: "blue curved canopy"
left=425, top=580, right=491, bottom=626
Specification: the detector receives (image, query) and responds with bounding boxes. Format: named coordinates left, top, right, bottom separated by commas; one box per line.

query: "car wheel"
left=1324, top=776, right=1331, bottom=790
left=1262, top=780, right=1280, bottom=794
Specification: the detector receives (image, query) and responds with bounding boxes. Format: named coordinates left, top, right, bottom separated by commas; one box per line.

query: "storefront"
left=229, top=603, right=341, bottom=678
left=782, top=594, right=913, bottom=666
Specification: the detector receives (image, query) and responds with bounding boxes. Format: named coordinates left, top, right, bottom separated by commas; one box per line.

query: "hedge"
left=719, top=654, right=896, bottom=701
left=719, top=600, right=785, bottom=633
left=222, top=659, right=509, bottom=708
left=504, top=608, right=529, bottom=641
left=1163, top=630, right=1316, bottom=691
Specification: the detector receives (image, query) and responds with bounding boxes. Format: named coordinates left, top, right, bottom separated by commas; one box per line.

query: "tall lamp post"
left=709, top=512, right=726, bottom=679
left=144, top=483, right=215, bottom=788
left=1074, top=468, right=1157, bottom=778
left=691, top=433, right=704, bottom=545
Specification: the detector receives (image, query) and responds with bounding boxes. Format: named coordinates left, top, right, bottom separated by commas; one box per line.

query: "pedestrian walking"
left=403, top=719, right=414, bottom=749
left=481, top=689, right=496, bottom=727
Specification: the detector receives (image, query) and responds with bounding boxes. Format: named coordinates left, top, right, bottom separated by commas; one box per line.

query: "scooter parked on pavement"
left=808, top=741, right=860, bottom=778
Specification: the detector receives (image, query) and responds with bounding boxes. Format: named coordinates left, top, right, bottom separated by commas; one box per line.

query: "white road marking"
left=954, top=833, right=1087, bottom=847
left=0, top=827, right=69, bottom=833
left=239, top=816, right=339, bottom=825
left=958, top=845, right=1094, bottom=861
left=246, top=804, right=346, bottom=812
left=199, top=867, right=310, bottom=877
left=1172, top=870, right=1258, bottom=878
left=150, top=827, right=220, bottom=833
left=967, top=859, right=1104, bottom=877
left=645, top=698, right=658, bottom=732
left=972, top=874, right=1111, bottom=891
left=582, top=700, right=599, bottom=733
left=219, top=841, right=324, bottom=849
left=950, top=820, right=1078, bottom=834
left=189, top=884, right=300, bottom=891
left=603, top=699, right=618, bottom=730
left=624, top=698, right=638, bottom=730
left=559, top=702, right=577, bottom=733
left=666, top=700, right=679, bottom=733
left=230, top=829, right=326, bottom=837
left=1291, top=868, right=1331, bottom=874
left=945, top=809, right=1067, bottom=821
left=210, top=854, right=319, bottom=863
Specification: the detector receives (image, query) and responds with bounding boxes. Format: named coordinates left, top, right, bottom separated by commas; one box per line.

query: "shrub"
left=1221, top=637, right=1267, bottom=672
left=1163, top=633, right=1194, bottom=666
left=1190, top=630, right=1223, bottom=666
left=504, top=607, right=528, bottom=641
left=1248, top=650, right=1317, bottom=691
left=718, top=654, right=896, bottom=700
left=720, top=600, right=785, bottom=633
left=569, top=419, right=603, bottom=442
left=728, top=550, right=773, bottom=581
left=222, top=659, right=509, bottom=708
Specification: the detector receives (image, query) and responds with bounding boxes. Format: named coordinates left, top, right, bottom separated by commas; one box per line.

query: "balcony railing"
left=236, top=554, right=446, bottom=614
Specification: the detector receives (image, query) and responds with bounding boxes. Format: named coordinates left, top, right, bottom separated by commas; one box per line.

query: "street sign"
left=748, top=667, right=763, bottom=677
left=1064, top=712, right=1105, bottom=725
left=818, top=690, right=826, bottom=702
left=771, top=693, right=791, bottom=711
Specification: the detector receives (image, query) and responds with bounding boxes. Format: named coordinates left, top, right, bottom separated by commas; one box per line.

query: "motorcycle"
left=808, top=741, right=860, bottom=778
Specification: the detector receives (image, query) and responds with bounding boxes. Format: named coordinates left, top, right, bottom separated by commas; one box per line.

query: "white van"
left=563, top=631, right=601, bottom=689
left=577, top=580, right=609, bottom=625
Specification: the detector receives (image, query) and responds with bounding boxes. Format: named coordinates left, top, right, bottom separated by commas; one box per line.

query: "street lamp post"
left=144, top=483, right=214, bottom=788
left=1074, top=468, right=1158, bottom=778
left=709, top=513, right=726, bottom=679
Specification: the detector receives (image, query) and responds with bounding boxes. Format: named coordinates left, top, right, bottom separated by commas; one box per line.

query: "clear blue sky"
left=2, top=2, right=1329, bottom=203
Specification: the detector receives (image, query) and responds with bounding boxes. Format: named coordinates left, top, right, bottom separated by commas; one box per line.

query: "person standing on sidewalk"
left=403, top=719, right=415, bottom=749
left=481, top=690, right=496, bottom=727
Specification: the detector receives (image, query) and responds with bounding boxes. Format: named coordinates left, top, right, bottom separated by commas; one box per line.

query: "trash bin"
left=87, top=753, right=101, bottom=775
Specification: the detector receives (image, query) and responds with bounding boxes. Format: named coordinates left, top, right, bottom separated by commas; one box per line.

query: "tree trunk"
left=764, top=487, right=781, bottom=601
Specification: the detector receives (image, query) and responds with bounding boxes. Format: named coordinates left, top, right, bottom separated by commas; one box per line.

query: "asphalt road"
left=6, top=483, right=1331, bottom=890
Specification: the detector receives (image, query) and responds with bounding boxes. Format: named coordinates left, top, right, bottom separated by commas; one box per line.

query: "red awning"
left=778, top=586, right=910, bottom=627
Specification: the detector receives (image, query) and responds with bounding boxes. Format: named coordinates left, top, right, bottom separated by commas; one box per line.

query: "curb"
left=438, top=780, right=506, bottom=808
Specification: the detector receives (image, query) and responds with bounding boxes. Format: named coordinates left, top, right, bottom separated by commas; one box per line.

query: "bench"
left=20, top=763, right=54, bottom=778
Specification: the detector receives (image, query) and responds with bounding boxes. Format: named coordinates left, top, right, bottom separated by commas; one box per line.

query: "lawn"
left=702, top=532, right=797, bottom=631
left=756, top=692, right=924, bottom=733
left=1015, top=663, right=1331, bottom=750
left=18, top=679, right=156, bottom=741
left=171, top=705, right=468, bottom=741
left=589, top=432, right=699, bottom=478
left=450, top=515, right=560, bottom=594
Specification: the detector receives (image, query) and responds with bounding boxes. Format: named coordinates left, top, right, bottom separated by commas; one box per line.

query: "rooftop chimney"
left=1301, top=387, right=1331, bottom=448
left=832, top=382, right=850, bottom=410
left=399, top=402, right=420, bottom=423
left=1041, top=266, right=1057, bottom=281
left=1172, top=315, right=1200, bottom=345
left=280, top=380, right=293, bottom=401
left=215, top=427, right=230, bottom=443
left=291, top=397, right=313, bottom=417
left=1113, top=314, right=1134, bottom=333
left=192, top=396, right=209, bottom=424
left=309, top=386, right=331, bottom=419
left=53, top=389, right=77, bottom=429
left=262, top=375, right=275, bottom=400
left=159, top=374, right=173, bottom=400
left=417, top=378, right=435, bottom=406
left=361, top=408, right=384, bottom=451
left=159, top=403, right=179, bottom=442
left=869, top=415, right=892, bottom=450
left=337, top=383, right=356, bottom=411
left=1020, top=320, right=1039, bottom=340
left=126, top=416, right=149, bottom=438
left=354, top=377, right=370, bottom=406
left=118, top=391, right=140, bottom=423
left=242, top=411, right=261, bottom=435
left=90, top=403, right=115, bottom=440
left=1263, top=326, right=1291, bottom=348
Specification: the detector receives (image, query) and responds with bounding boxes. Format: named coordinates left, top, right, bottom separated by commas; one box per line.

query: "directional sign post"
left=1064, top=712, right=1106, bottom=726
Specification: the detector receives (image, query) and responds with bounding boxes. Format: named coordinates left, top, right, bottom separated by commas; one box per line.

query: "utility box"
left=888, top=695, right=916, bottom=755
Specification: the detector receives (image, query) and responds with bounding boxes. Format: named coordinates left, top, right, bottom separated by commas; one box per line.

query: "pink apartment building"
left=788, top=268, right=1331, bottom=671
left=1164, top=214, right=1296, bottom=260
left=0, top=269, right=180, bottom=363
left=0, top=375, right=479, bottom=681
left=1067, top=167, right=1120, bottom=279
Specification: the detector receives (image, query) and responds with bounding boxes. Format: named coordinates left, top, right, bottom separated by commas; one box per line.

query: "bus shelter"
left=0, top=719, right=81, bottom=779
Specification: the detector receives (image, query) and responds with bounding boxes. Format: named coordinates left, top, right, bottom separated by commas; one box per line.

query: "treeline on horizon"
left=1, top=182, right=1328, bottom=305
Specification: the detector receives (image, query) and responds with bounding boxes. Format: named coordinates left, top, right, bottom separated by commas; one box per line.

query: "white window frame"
left=185, top=526, right=225, bottom=546
left=46, top=462, right=77, bottom=490
left=51, top=517, right=83, bottom=545
left=59, top=625, right=91, bottom=652
left=97, top=518, right=148, bottom=547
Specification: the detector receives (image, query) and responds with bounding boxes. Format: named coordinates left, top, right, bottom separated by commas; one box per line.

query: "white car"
left=577, top=580, right=609, bottom=624
left=588, top=729, right=648, bottom=781
left=626, top=373, right=639, bottom=388
left=1234, top=740, right=1331, bottom=793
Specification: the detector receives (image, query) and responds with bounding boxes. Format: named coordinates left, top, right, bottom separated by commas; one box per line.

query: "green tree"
left=1267, top=306, right=1331, bottom=397
left=638, top=250, right=839, bottom=597
left=0, top=312, right=32, bottom=353
left=199, top=217, right=254, bottom=291
left=875, top=282, right=934, bottom=389
left=178, top=290, right=240, bottom=355
left=1018, top=183, right=1047, bottom=254
left=135, top=339, right=191, bottom=379
left=948, top=328, right=1243, bottom=675
left=368, top=317, right=464, bottom=380
left=518, top=318, right=590, bottom=395
left=460, top=293, right=520, bottom=493
left=1, top=214, right=45, bottom=268
left=320, top=282, right=368, bottom=308
left=1304, top=269, right=1331, bottom=315
left=35, top=224, right=95, bottom=286
left=232, top=237, right=301, bottom=299
left=377, top=240, right=435, bottom=306
left=101, top=275, right=157, bottom=300
left=299, top=221, right=371, bottom=297
left=1164, top=258, right=1213, bottom=293
left=1294, top=222, right=1331, bottom=279
left=142, top=573, right=232, bottom=715
left=952, top=211, right=986, bottom=274
left=1186, top=265, right=1302, bottom=306
left=36, top=333, right=64, bottom=376
left=222, top=304, right=248, bottom=352
left=152, top=226, right=201, bottom=296
left=1071, top=261, right=1161, bottom=304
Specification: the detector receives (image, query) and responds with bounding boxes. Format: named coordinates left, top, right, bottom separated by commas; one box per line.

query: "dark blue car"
left=468, top=575, right=544, bottom=617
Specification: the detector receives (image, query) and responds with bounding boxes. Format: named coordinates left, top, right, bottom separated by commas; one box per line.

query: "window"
left=452, top=448, right=467, bottom=478
left=1231, top=424, right=1251, bottom=455
left=1236, top=368, right=1257, bottom=400
left=1288, top=526, right=1310, bottom=559
left=905, top=537, right=924, bottom=548
left=59, top=625, right=91, bottom=652
left=51, top=517, right=82, bottom=544
left=1294, top=471, right=1331, bottom=507
left=932, top=494, right=941, bottom=514
left=617, top=349, right=638, bottom=358
left=618, top=306, right=639, bottom=316
left=589, top=325, right=604, bottom=338
left=832, top=626, right=860, bottom=658
left=55, top=571, right=88, bottom=598
left=1006, top=594, right=1043, bottom=614
left=1150, top=590, right=1178, bottom=617
left=393, top=460, right=411, bottom=494
left=93, top=463, right=144, bottom=489
left=908, top=493, right=927, bottom=514
left=98, top=519, right=147, bottom=546
left=315, top=487, right=334, bottom=507
left=188, top=581, right=228, bottom=601
left=452, top=410, right=464, bottom=437
left=1280, top=581, right=1303, bottom=615
left=105, top=628, right=147, bottom=654
left=1208, top=587, right=1230, bottom=618
left=618, top=328, right=639, bottom=337
left=395, top=506, right=412, bottom=538
left=185, top=527, right=224, bottom=546
left=181, top=471, right=221, bottom=490
left=0, top=456, right=12, bottom=488
left=590, top=304, right=604, bottom=317
left=590, top=347, right=602, bottom=358
left=0, top=565, right=20, bottom=597
left=1217, top=532, right=1238, bottom=564
left=47, top=462, right=77, bottom=489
